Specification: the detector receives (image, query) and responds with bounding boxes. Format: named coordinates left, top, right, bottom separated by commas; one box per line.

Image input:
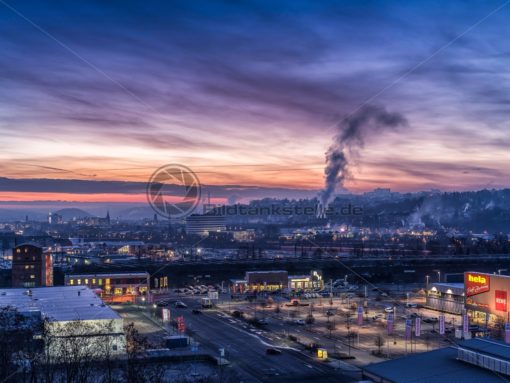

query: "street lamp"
left=437, top=271, right=441, bottom=283
left=425, top=275, right=430, bottom=289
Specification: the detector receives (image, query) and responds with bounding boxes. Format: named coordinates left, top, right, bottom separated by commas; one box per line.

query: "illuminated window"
left=98, top=279, right=103, bottom=285
left=16, top=249, right=20, bottom=253
left=25, top=265, right=29, bottom=269
left=30, top=274, right=35, bottom=279
left=92, top=279, right=96, bottom=284
left=105, top=278, right=110, bottom=285
left=84, top=279, right=89, bottom=284
left=69, top=279, right=74, bottom=285
left=77, top=279, right=81, bottom=285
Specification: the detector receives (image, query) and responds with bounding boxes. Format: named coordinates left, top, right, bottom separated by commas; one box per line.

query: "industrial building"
left=185, top=214, right=226, bottom=236
left=0, top=286, right=126, bottom=358
left=11, top=243, right=53, bottom=288
left=65, top=272, right=149, bottom=302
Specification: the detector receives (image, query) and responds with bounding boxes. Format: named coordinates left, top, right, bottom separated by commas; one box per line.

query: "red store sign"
left=496, top=290, right=507, bottom=312
left=465, top=273, right=490, bottom=297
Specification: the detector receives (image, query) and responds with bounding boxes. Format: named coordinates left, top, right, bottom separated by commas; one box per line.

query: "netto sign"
left=465, top=273, right=490, bottom=297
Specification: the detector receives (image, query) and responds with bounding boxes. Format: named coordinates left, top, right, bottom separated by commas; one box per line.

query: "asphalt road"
left=174, top=299, right=358, bottom=383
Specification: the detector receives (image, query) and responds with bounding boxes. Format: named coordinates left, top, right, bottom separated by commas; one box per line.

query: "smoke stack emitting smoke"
left=319, top=104, right=408, bottom=207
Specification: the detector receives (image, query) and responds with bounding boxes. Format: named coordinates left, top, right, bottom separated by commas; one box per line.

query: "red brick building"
left=11, top=243, right=53, bottom=288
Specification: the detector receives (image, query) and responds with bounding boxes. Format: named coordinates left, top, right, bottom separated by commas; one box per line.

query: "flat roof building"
left=363, top=339, right=510, bottom=382
left=425, top=282, right=464, bottom=314
left=0, top=285, right=120, bottom=321
left=65, top=272, right=149, bottom=303
left=0, top=286, right=126, bottom=358
left=185, top=214, right=226, bottom=237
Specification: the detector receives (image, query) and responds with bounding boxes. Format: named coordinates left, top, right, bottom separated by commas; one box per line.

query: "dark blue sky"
left=0, top=0, right=509, bottom=201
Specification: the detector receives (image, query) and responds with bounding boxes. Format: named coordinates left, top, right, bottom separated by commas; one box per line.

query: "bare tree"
left=0, top=307, right=43, bottom=383
left=374, top=334, right=385, bottom=356
left=125, top=322, right=149, bottom=383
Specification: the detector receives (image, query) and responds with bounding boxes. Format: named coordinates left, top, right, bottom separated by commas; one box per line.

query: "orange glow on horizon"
left=0, top=192, right=223, bottom=204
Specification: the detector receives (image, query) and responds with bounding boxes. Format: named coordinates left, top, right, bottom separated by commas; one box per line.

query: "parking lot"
left=151, top=281, right=462, bottom=363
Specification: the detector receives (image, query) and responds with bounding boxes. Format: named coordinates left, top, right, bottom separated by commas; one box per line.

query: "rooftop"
left=458, top=338, right=510, bottom=360
left=363, top=346, right=505, bottom=383
left=65, top=272, right=149, bottom=278
left=428, top=282, right=464, bottom=295
left=0, top=286, right=120, bottom=322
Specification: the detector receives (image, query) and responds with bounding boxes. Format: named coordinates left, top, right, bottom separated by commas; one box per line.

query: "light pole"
left=437, top=271, right=441, bottom=283
left=425, top=275, right=430, bottom=289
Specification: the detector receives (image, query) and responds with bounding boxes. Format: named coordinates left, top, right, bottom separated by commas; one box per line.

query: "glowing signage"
left=465, top=273, right=490, bottom=296
left=496, top=290, right=507, bottom=312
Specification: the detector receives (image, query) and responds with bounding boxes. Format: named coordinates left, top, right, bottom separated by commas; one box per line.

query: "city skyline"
left=1, top=0, right=510, bottom=204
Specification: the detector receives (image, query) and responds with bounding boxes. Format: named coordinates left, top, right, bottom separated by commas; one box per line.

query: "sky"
left=1, top=0, right=510, bottom=205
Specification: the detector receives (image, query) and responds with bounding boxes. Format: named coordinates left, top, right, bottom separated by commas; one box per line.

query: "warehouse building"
left=0, top=286, right=126, bottom=358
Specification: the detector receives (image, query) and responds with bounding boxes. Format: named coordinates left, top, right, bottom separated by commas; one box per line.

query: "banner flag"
left=357, top=305, right=363, bottom=326
left=387, top=313, right=394, bottom=334
left=405, top=319, right=412, bottom=340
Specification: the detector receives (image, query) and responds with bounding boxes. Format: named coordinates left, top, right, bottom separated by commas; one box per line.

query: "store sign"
left=465, top=298, right=490, bottom=309
left=496, top=290, right=507, bottom=312
left=465, top=273, right=490, bottom=296
left=162, top=308, right=170, bottom=322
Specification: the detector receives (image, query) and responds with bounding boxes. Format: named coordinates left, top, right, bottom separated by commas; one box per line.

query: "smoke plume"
left=320, top=105, right=408, bottom=206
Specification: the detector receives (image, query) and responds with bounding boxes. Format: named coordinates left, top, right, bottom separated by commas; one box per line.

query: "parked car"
left=384, top=306, right=394, bottom=313
left=192, top=309, right=202, bottom=315
left=175, top=301, right=188, bottom=308
left=406, top=302, right=418, bottom=308
left=232, top=310, right=244, bottom=318
left=293, top=319, right=306, bottom=325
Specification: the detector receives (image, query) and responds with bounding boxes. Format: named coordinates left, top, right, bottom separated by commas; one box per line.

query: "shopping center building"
left=230, top=269, right=324, bottom=293
left=425, top=272, right=510, bottom=323
left=425, top=282, right=465, bottom=314
left=464, top=271, right=510, bottom=323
